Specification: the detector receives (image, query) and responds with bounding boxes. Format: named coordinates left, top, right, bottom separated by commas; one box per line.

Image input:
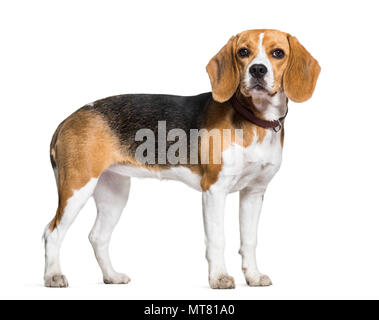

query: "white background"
left=1, top=0, right=378, bottom=300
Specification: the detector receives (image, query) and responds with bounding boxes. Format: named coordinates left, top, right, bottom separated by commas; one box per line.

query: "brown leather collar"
left=230, top=94, right=288, bottom=132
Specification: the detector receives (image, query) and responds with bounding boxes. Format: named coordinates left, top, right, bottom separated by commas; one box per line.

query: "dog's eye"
left=238, top=48, right=250, bottom=58
left=271, top=49, right=285, bottom=59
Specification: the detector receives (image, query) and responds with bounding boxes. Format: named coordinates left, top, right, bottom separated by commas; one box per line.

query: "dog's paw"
left=103, top=272, right=131, bottom=285
left=44, top=274, right=69, bottom=288
left=209, top=274, right=235, bottom=289
left=245, top=272, right=272, bottom=287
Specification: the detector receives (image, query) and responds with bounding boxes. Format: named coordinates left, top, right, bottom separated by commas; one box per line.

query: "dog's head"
left=206, top=29, right=320, bottom=104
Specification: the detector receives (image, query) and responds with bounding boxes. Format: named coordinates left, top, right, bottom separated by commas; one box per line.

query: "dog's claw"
left=103, top=272, right=131, bottom=285
left=209, top=274, right=235, bottom=289
left=44, top=274, right=69, bottom=288
left=245, top=273, right=272, bottom=287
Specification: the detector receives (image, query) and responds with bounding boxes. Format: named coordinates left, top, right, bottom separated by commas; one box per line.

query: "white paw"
left=209, top=274, right=235, bottom=289
left=44, top=274, right=69, bottom=288
left=103, top=272, right=131, bottom=285
left=245, top=272, right=272, bottom=287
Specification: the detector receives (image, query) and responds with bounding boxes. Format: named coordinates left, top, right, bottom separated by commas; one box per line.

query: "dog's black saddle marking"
left=83, top=92, right=212, bottom=164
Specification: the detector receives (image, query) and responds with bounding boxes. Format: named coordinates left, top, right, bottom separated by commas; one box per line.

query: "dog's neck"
left=236, top=90, right=288, bottom=122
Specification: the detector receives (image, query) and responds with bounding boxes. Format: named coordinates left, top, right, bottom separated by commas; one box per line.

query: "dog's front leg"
left=202, top=188, right=235, bottom=289
left=239, top=187, right=272, bottom=286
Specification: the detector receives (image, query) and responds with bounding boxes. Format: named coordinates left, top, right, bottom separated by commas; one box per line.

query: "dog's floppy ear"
left=206, top=36, right=239, bottom=103
left=283, top=36, right=321, bottom=102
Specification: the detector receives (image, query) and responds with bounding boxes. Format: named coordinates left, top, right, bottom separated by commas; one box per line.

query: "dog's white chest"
left=218, top=130, right=283, bottom=193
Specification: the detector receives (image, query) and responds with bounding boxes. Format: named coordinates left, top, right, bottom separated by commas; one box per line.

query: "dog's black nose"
left=249, top=64, right=268, bottom=79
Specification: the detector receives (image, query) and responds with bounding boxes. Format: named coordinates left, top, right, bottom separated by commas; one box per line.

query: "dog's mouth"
left=242, top=83, right=277, bottom=101
left=247, top=82, right=271, bottom=95
left=241, top=78, right=277, bottom=99
left=246, top=78, right=270, bottom=93
left=252, top=84, right=266, bottom=91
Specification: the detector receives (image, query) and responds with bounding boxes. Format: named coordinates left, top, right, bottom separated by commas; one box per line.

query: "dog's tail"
left=49, top=120, right=65, bottom=170
left=43, top=120, right=66, bottom=241
left=50, top=120, right=66, bottom=191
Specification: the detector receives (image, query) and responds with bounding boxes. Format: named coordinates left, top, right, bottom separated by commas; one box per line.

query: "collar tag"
left=272, top=120, right=282, bottom=133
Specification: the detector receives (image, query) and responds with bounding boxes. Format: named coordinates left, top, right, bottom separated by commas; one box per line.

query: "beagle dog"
left=44, top=29, right=320, bottom=289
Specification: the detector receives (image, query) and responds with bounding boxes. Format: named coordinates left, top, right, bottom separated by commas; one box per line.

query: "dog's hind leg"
left=44, top=174, right=98, bottom=287
left=89, top=169, right=131, bottom=284
left=44, top=109, right=117, bottom=287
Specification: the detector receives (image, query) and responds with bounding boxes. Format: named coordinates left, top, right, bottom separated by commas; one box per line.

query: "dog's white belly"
left=107, top=164, right=203, bottom=191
